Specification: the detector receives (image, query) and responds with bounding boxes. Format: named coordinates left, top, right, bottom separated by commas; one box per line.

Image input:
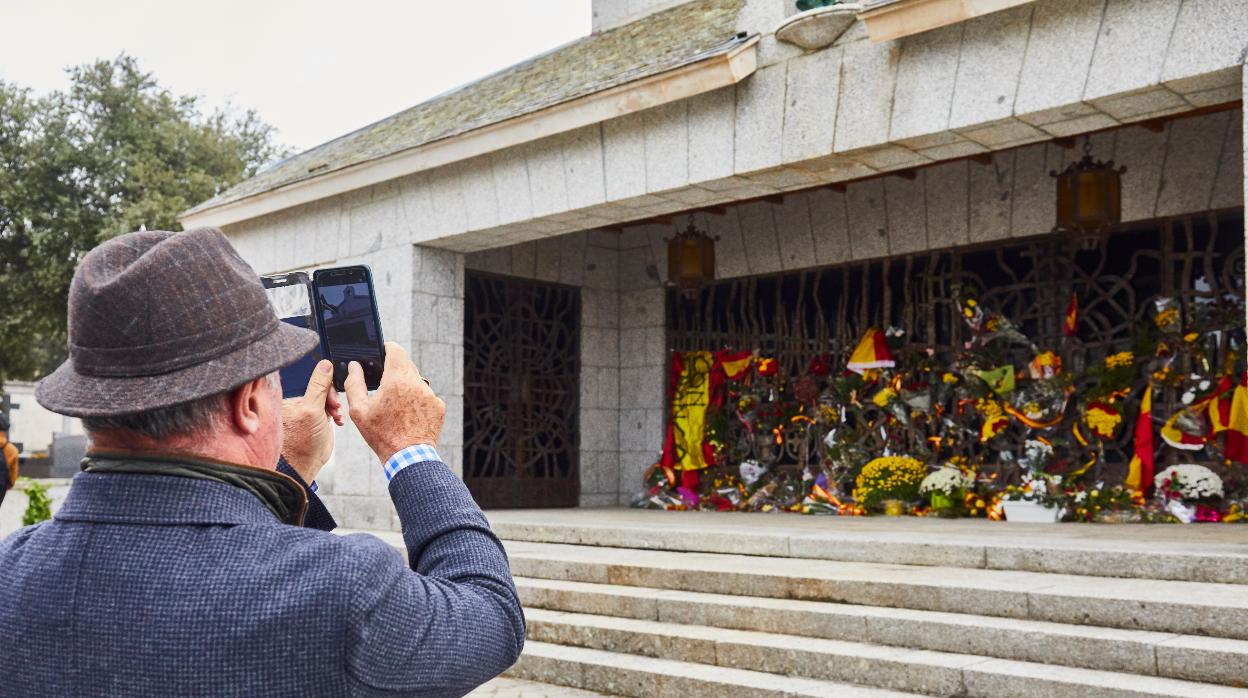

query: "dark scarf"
left=82, top=451, right=307, bottom=526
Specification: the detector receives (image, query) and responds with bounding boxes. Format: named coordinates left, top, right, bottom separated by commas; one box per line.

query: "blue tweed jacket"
left=0, top=457, right=525, bottom=697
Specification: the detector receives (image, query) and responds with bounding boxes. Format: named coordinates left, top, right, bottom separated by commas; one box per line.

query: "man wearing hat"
left=0, top=413, right=17, bottom=508
left=0, top=229, right=524, bottom=695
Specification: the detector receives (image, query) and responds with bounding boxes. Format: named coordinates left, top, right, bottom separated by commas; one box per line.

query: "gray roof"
left=187, top=0, right=745, bottom=216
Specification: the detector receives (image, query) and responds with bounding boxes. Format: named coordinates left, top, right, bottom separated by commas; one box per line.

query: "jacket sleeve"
left=343, top=461, right=525, bottom=695
left=275, top=457, right=337, bottom=532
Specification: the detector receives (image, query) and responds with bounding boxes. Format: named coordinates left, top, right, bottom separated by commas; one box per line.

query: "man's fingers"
left=383, top=341, right=410, bottom=376
left=303, top=360, right=334, bottom=404
left=344, top=361, right=369, bottom=412
left=327, top=386, right=345, bottom=426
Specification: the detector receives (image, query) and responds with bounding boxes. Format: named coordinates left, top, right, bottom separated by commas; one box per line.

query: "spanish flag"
left=1224, top=374, right=1248, bottom=464
left=1124, top=386, right=1154, bottom=492
left=1063, top=293, right=1078, bottom=337
left=847, top=328, right=895, bottom=375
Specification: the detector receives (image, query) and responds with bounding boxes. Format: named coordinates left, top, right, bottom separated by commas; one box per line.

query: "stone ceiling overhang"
left=405, top=0, right=1245, bottom=253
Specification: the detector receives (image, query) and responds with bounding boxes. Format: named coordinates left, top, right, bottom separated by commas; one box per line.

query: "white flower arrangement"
left=1156, top=464, right=1223, bottom=501
left=919, top=467, right=973, bottom=497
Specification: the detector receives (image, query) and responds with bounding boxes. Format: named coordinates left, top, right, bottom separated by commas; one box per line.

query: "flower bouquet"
left=919, top=467, right=973, bottom=515
left=1156, top=464, right=1224, bottom=522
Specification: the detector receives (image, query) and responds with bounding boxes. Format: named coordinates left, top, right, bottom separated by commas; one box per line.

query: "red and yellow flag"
left=847, top=328, right=895, bottom=375
left=1224, top=374, right=1248, bottom=465
left=1125, top=386, right=1154, bottom=492
left=1063, top=293, right=1078, bottom=337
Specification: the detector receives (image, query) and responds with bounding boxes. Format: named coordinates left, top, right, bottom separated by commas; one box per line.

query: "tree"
left=0, top=55, right=286, bottom=385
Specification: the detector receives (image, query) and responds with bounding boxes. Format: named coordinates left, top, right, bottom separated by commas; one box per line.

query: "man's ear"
left=229, top=376, right=270, bottom=436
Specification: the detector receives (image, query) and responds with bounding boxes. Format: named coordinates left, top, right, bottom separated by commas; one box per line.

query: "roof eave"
left=179, top=34, right=759, bottom=230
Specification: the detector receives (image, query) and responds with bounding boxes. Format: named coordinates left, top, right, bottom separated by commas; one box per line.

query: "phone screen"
left=262, top=274, right=322, bottom=399
left=314, top=266, right=385, bottom=391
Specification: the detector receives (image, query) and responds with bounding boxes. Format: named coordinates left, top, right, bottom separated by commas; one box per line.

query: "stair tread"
left=515, top=640, right=922, bottom=697
left=503, top=539, right=1248, bottom=608
left=524, top=608, right=1248, bottom=697
left=515, top=576, right=1199, bottom=645
left=487, top=509, right=1248, bottom=584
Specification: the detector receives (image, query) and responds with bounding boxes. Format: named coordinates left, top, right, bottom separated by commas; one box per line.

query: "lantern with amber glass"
left=1050, top=135, right=1126, bottom=235
left=667, top=219, right=717, bottom=298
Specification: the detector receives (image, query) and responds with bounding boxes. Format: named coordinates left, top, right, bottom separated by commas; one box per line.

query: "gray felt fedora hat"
left=36, top=228, right=318, bottom=418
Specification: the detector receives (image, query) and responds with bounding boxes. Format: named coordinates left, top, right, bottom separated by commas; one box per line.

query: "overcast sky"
left=0, top=0, right=591, bottom=153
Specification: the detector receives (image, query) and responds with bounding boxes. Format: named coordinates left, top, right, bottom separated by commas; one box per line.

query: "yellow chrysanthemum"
left=1105, top=351, right=1134, bottom=369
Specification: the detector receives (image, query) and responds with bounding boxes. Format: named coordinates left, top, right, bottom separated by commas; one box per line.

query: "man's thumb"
left=303, top=360, right=334, bottom=402
left=344, top=361, right=369, bottom=410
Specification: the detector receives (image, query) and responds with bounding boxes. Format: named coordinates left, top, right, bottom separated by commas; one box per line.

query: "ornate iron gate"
left=667, top=211, right=1245, bottom=476
left=464, top=271, right=580, bottom=508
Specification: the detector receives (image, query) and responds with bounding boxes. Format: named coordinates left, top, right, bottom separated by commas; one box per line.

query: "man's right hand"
left=344, top=341, right=446, bottom=463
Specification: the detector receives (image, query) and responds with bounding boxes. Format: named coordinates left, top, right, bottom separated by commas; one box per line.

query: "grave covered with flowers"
left=635, top=274, right=1248, bottom=523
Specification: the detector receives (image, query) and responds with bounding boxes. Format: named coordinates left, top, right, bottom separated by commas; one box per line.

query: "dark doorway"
left=464, top=271, right=581, bottom=508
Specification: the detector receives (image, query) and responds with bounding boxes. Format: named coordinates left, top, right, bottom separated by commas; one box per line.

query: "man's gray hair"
left=82, top=373, right=280, bottom=440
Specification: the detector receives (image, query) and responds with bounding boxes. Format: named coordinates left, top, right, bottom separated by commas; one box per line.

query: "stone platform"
left=358, top=508, right=1248, bottom=696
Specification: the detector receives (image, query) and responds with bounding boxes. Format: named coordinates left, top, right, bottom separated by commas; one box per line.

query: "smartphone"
left=313, top=265, right=386, bottom=392
left=261, top=272, right=323, bottom=399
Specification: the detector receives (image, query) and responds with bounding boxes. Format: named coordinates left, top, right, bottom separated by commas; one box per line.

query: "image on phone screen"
left=262, top=276, right=322, bottom=399
left=315, top=268, right=385, bottom=390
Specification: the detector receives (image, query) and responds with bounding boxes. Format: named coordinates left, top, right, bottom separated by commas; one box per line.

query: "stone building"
left=180, top=0, right=1247, bottom=530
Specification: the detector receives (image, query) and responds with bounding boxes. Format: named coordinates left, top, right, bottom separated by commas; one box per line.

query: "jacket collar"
left=57, top=450, right=307, bottom=526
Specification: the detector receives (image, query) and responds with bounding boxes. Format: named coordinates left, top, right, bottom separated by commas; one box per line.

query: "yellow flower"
left=873, top=387, right=897, bottom=408
left=1084, top=404, right=1122, bottom=439
left=1184, top=332, right=1199, bottom=343
left=978, top=399, right=1004, bottom=419
left=1155, top=308, right=1180, bottom=328
left=942, top=372, right=959, bottom=384
left=1034, top=351, right=1058, bottom=367
left=1105, top=351, right=1134, bottom=369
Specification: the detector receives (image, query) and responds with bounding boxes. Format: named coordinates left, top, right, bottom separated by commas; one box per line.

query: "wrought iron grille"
left=667, top=211, right=1245, bottom=476
left=464, top=271, right=581, bottom=508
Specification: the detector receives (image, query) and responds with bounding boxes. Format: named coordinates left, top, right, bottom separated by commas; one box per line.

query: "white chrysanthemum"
left=919, top=467, right=973, bottom=496
left=1156, top=464, right=1223, bottom=501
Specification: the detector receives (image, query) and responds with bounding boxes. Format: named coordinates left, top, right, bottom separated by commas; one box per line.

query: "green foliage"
left=20, top=478, right=52, bottom=526
left=0, top=55, right=287, bottom=385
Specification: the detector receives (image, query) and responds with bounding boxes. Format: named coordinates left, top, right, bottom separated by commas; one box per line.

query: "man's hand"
left=345, top=341, right=446, bottom=462
left=281, top=360, right=345, bottom=484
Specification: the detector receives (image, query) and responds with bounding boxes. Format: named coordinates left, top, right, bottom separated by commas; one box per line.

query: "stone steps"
left=503, top=540, right=1248, bottom=640
left=516, top=577, right=1248, bottom=686
left=511, top=641, right=922, bottom=697
left=522, top=608, right=1245, bottom=698
left=488, top=513, right=1248, bottom=584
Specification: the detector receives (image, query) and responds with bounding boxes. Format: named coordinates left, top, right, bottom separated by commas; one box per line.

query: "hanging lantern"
left=667, top=219, right=717, bottom=297
left=1050, top=135, right=1126, bottom=235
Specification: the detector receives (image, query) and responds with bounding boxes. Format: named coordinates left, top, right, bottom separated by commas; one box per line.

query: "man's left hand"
left=281, top=360, right=344, bottom=484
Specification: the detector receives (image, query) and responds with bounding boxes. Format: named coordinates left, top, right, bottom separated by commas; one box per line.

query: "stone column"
left=616, top=226, right=670, bottom=504
left=579, top=232, right=622, bottom=506
left=314, top=243, right=465, bottom=531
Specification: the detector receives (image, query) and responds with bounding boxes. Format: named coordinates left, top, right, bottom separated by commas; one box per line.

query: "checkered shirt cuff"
left=384, top=444, right=442, bottom=481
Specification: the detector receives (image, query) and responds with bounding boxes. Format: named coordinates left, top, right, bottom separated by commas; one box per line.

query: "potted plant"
left=1000, top=439, right=1062, bottom=522
left=1001, top=474, right=1062, bottom=523
left=919, top=466, right=973, bottom=517
left=1155, top=464, right=1224, bottom=522
left=853, top=455, right=926, bottom=516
